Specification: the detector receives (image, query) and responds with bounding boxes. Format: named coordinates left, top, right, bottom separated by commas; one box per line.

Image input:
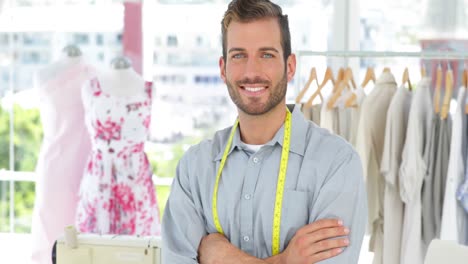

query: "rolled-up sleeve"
left=162, top=149, right=207, bottom=264
left=309, top=150, right=368, bottom=264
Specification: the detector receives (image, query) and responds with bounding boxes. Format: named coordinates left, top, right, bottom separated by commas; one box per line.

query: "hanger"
left=332, top=67, right=345, bottom=93
left=361, top=67, right=376, bottom=88
left=421, top=62, right=427, bottom=78
left=434, top=63, right=443, bottom=114
left=440, top=66, right=453, bottom=120
left=402, top=67, right=412, bottom=91
left=462, top=68, right=467, bottom=88
left=327, top=68, right=353, bottom=109
left=346, top=67, right=357, bottom=89
left=295, top=67, right=320, bottom=104
left=463, top=68, right=468, bottom=114
left=305, top=67, right=335, bottom=108
left=345, top=67, right=367, bottom=107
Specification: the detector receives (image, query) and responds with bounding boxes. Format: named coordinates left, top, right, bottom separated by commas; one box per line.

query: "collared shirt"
left=162, top=105, right=368, bottom=263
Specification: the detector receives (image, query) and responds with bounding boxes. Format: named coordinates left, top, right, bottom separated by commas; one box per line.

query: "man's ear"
left=219, top=56, right=226, bottom=83
left=286, top=54, right=296, bottom=82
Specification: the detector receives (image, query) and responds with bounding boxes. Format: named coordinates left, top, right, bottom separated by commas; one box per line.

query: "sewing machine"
left=56, top=230, right=162, bottom=264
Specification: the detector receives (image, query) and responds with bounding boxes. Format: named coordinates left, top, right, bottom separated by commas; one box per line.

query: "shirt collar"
left=214, top=104, right=309, bottom=161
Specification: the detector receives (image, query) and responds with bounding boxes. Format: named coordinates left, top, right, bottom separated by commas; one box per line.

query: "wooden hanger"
left=421, top=62, right=427, bottom=78
left=346, top=67, right=357, bottom=90
left=463, top=69, right=468, bottom=114
left=361, top=67, right=376, bottom=88
left=305, top=67, right=335, bottom=108
left=402, top=67, right=412, bottom=91
left=295, top=67, right=320, bottom=104
left=441, top=67, right=453, bottom=120
left=345, top=67, right=371, bottom=108
left=327, top=68, right=353, bottom=109
left=434, top=64, right=443, bottom=114
left=463, top=68, right=468, bottom=88
left=332, top=67, right=345, bottom=93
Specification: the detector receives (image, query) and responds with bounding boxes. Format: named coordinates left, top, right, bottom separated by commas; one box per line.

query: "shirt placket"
left=239, top=150, right=264, bottom=255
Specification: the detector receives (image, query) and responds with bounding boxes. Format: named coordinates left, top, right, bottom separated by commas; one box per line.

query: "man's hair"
left=221, top=0, right=291, bottom=63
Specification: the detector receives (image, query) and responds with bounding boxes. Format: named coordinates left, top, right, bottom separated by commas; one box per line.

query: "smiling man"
left=162, top=0, right=367, bottom=263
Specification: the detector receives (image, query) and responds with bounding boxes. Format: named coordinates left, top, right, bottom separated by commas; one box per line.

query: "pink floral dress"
left=76, top=77, right=160, bottom=236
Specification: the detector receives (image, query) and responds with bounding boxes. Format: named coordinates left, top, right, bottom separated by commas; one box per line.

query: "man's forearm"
left=264, top=254, right=282, bottom=264
left=198, top=233, right=268, bottom=264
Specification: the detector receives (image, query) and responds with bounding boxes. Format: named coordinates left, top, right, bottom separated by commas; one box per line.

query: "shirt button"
left=243, top=235, right=250, bottom=242
left=253, top=157, right=259, bottom=163
left=244, top=194, right=251, bottom=200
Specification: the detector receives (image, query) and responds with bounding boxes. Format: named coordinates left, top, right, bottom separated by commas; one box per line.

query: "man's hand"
left=277, top=219, right=350, bottom=264
left=198, top=233, right=266, bottom=264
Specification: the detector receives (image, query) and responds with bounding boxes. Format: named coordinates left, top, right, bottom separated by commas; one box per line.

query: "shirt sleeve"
left=162, top=148, right=207, bottom=264
left=309, top=150, right=368, bottom=264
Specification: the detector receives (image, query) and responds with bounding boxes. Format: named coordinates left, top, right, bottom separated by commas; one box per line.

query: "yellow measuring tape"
left=212, top=108, right=292, bottom=256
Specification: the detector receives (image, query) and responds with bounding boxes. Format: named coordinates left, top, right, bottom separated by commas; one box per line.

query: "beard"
left=226, top=71, right=288, bottom=116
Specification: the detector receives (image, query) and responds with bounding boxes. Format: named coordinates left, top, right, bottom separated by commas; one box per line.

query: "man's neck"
left=238, top=103, right=288, bottom=145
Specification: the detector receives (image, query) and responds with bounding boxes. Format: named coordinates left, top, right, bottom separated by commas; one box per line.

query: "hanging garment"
left=348, top=86, right=367, bottom=147
left=399, top=78, right=433, bottom=264
left=320, top=97, right=339, bottom=134
left=355, top=72, right=397, bottom=264
left=456, top=116, right=468, bottom=243
left=441, top=87, right=467, bottom=244
left=422, top=114, right=452, bottom=245
left=421, top=116, right=441, bottom=244
left=380, top=86, right=412, bottom=264
left=76, top=77, right=161, bottom=236
left=300, top=103, right=321, bottom=125
left=30, top=60, right=93, bottom=264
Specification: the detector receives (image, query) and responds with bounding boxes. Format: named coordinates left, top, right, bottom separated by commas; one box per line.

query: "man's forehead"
left=226, top=18, right=282, bottom=48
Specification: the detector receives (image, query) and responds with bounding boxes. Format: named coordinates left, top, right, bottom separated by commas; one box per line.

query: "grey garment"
left=162, top=105, right=368, bottom=264
left=422, top=117, right=440, bottom=244
left=300, top=103, right=321, bottom=125
left=422, top=117, right=452, bottom=244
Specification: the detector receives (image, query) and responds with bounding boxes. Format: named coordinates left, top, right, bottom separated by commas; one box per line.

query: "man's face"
left=220, top=18, right=296, bottom=116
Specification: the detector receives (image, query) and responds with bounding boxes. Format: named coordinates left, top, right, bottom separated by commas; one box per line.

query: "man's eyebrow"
left=228, top=48, right=246, bottom=53
left=228, top=47, right=280, bottom=53
left=259, top=47, right=280, bottom=53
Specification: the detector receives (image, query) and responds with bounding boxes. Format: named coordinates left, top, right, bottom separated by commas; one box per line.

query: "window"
left=73, top=34, right=89, bottom=45
left=167, top=35, right=178, bottom=47
left=96, top=34, right=103, bottom=45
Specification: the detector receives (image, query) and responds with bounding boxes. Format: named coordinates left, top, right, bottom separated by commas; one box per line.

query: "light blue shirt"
left=162, top=105, right=368, bottom=263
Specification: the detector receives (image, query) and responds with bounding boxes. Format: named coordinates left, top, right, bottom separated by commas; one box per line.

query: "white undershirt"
left=242, top=142, right=264, bottom=154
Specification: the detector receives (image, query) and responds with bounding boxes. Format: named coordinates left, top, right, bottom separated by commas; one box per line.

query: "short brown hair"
left=221, top=0, right=291, bottom=62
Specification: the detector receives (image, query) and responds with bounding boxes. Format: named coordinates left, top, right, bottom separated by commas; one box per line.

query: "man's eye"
left=232, top=54, right=245, bottom=59
left=262, top=53, right=274, bottom=58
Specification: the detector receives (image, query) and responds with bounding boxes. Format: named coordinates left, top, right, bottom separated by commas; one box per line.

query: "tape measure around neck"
left=212, top=108, right=292, bottom=256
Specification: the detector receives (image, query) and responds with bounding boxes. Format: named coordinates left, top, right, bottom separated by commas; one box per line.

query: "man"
left=162, top=0, right=367, bottom=263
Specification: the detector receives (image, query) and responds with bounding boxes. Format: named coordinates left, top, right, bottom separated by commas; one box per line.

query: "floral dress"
left=76, top=77, right=160, bottom=236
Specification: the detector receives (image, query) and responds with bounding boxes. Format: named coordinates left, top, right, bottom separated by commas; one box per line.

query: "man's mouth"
left=242, top=86, right=267, bottom=92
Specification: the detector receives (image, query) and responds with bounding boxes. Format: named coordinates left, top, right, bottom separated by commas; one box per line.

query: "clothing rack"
left=296, top=50, right=468, bottom=93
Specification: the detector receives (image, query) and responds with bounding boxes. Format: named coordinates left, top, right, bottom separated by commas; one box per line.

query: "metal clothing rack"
left=295, top=50, right=468, bottom=93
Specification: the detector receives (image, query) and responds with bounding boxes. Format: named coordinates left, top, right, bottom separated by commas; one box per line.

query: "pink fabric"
left=76, top=78, right=160, bottom=236
left=31, top=62, right=93, bottom=264
left=123, top=2, right=142, bottom=74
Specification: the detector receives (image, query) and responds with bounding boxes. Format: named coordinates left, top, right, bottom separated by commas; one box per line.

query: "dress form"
left=30, top=45, right=93, bottom=264
left=97, top=56, right=145, bottom=97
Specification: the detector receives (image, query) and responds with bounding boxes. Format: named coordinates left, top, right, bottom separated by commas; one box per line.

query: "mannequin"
left=76, top=56, right=160, bottom=236
left=96, top=56, right=145, bottom=97
left=30, top=45, right=94, bottom=264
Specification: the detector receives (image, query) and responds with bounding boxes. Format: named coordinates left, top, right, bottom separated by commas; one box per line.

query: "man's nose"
left=243, top=58, right=262, bottom=79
